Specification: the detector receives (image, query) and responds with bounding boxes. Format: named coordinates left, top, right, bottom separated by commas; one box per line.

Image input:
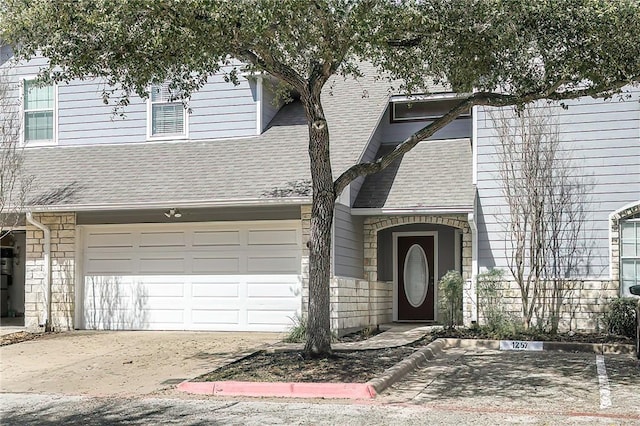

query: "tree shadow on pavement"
left=407, top=351, right=639, bottom=405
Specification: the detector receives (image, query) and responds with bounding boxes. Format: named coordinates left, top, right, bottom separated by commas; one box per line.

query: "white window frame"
left=21, top=76, right=58, bottom=146
left=146, top=84, right=188, bottom=141
left=620, top=218, right=640, bottom=297
left=390, top=93, right=471, bottom=123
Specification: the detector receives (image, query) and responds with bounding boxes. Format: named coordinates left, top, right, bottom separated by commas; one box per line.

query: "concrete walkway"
left=269, top=323, right=440, bottom=352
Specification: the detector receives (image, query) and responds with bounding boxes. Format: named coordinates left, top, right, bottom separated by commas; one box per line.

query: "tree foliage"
left=0, top=70, right=32, bottom=238
left=2, top=0, right=639, bottom=355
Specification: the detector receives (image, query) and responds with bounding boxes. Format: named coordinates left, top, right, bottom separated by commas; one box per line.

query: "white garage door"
left=80, top=221, right=302, bottom=331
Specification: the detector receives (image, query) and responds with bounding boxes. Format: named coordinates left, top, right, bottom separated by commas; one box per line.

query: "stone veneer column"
left=25, top=212, right=76, bottom=331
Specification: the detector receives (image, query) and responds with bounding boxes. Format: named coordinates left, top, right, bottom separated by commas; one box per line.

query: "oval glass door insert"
left=403, top=244, right=429, bottom=307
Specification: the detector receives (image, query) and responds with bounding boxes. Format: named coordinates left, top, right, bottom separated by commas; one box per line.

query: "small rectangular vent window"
left=392, top=98, right=470, bottom=122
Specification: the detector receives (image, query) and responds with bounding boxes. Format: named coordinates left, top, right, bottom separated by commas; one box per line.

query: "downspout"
left=468, top=210, right=478, bottom=324
left=26, top=212, right=51, bottom=331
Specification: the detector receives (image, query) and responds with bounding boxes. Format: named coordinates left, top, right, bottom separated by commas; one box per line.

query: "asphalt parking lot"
left=380, top=347, right=640, bottom=421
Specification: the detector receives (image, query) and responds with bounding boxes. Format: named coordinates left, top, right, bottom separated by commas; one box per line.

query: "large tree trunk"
left=301, top=90, right=335, bottom=357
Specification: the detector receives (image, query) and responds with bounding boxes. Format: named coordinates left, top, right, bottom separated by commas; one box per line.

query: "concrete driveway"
left=0, top=331, right=282, bottom=397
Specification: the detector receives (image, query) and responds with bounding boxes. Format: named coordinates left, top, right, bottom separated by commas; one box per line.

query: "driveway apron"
left=0, top=331, right=281, bottom=397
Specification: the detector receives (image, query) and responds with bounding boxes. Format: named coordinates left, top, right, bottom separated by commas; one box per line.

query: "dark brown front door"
left=397, top=235, right=435, bottom=321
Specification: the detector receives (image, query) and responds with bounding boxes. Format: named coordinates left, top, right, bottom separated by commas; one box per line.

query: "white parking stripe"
left=595, top=355, right=612, bottom=409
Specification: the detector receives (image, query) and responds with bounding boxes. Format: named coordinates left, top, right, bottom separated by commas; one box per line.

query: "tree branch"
left=333, top=79, right=635, bottom=196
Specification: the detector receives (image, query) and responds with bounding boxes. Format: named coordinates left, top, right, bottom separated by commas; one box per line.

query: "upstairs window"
left=23, top=79, right=55, bottom=143
left=391, top=96, right=470, bottom=123
left=621, top=218, right=640, bottom=297
left=149, top=83, right=186, bottom=138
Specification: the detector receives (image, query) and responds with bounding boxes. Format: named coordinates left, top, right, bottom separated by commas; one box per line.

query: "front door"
left=397, top=235, right=435, bottom=321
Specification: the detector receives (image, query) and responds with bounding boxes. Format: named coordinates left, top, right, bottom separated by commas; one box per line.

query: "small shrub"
left=603, top=298, right=637, bottom=338
left=283, top=313, right=307, bottom=343
left=283, top=314, right=340, bottom=343
left=439, top=270, right=463, bottom=328
left=476, top=268, right=522, bottom=336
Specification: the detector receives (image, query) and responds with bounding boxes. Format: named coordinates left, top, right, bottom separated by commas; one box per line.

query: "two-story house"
left=1, top=45, right=638, bottom=334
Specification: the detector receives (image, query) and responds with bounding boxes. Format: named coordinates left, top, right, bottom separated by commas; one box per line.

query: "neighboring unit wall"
left=25, top=212, right=76, bottom=330
left=3, top=55, right=259, bottom=145
left=476, top=91, right=640, bottom=278
left=333, top=203, right=364, bottom=279
left=475, top=89, right=640, bottom=330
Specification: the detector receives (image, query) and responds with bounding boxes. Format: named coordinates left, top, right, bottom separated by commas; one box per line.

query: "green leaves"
left=2, top=1, right=638, bottom=108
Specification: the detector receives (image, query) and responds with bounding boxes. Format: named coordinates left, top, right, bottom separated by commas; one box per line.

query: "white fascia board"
left=351, top=207, right=473, bottom=216
left=27, top=196, right=312, bottom=213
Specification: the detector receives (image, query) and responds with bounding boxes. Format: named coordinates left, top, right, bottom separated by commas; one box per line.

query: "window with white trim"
left=23, top=79, right=54, bottom=143
left=620, top=216, right=640, bottom=296
left=149, top=83, right=185, bottom=137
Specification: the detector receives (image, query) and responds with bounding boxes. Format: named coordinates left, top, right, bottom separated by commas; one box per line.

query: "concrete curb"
left=366, top=339, right=447, bottom=395
left=177, top=380, right=376, bottom=399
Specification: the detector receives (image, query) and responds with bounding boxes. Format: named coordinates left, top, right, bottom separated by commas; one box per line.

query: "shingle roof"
left=353, top=139, right=474, bottom=211
left=23, top=64, right=391, bottom=208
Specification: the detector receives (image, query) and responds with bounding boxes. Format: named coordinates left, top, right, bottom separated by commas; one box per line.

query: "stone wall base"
left=24, top=212, right=76, bottom=331
left=330, top=277, right=392, bottom=336
left=477, top=279, right=619, bottom=332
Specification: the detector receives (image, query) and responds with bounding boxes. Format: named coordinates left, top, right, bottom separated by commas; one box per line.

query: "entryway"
left=395, top=232, right=437, bottom=321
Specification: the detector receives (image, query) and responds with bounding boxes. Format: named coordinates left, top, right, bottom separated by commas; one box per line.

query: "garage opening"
left=79, top=221, right=302, bottom=332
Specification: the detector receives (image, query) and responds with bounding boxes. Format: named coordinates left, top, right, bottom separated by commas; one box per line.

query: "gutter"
left=25, top=196, right=312, bottom=213
left=26, top=212, right=52, bottom=330
left=351, top=207, right=473, bottom=216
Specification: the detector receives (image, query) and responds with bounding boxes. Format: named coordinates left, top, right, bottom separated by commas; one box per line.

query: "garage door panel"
left=193, top=230, right=241, bottom=246
left=139, top=257, right=185, bottom=274
left=247, top=310, right=297, bottom=326
left=248, top=229, right=298, bottom=246
left=191, top=282, right=240, bottom=297
left=247, top=280, right=299, bottom=298
left=86, top=232, right=134, bottom=249
left=144, top=308, right=184, bottom=324
left=192, top=257, right=240, bottom=273
left=82, top=221, right=302, bottom=331
left=139, top=231, right=186, bottom=247
left=191, top=309, right=240, bottom=324
left=86, top=258, right=134, bottom=274
left=247, top=255, right=299, bottom=273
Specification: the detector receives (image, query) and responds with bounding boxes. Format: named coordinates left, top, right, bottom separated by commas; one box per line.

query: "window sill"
left=146, top=134, right=189, bottom=142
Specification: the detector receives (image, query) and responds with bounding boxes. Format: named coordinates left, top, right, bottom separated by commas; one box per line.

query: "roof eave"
left=25, top=196, right=312, bottom=213
left=351, top=206, right=473, bottom=216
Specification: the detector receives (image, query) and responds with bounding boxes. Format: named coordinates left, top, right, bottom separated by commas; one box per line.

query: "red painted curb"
left=178, top=380, right=377, bottom=399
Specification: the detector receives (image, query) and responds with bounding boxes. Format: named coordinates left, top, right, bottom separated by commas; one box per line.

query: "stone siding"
left=25, top=213, right=76, bottom=331
left=330, top=277, right=392, bottom=335
left=477, top=278, right=618, bottom=331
